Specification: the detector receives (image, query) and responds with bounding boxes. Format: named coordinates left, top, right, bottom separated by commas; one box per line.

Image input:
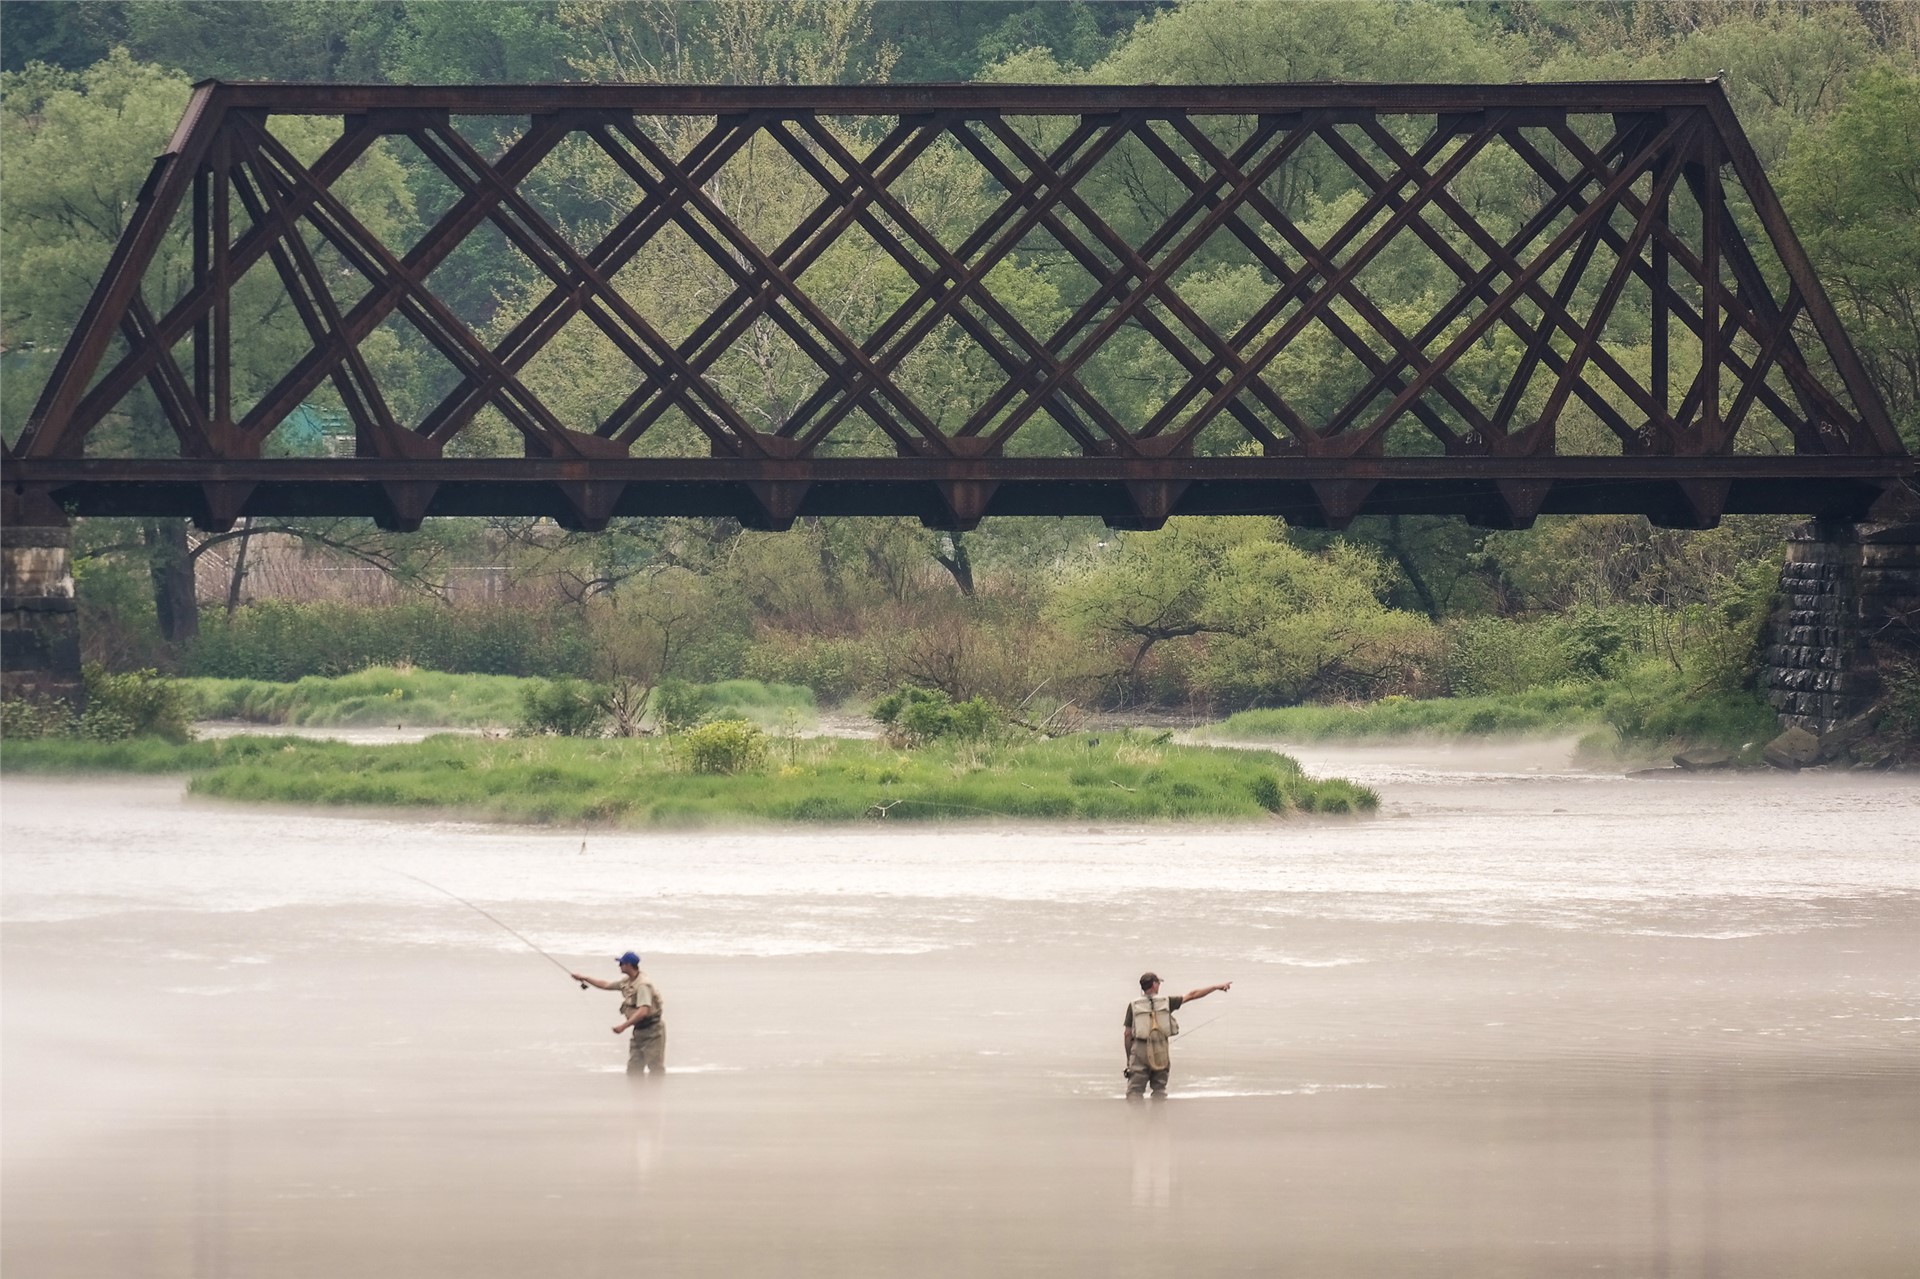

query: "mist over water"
left=4, top=742, right=1917, bottom=1276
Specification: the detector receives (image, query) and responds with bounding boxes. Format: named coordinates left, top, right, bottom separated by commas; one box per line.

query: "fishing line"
left=389, top=868, right=586, bottom=988
left=1177, top=1011, right=1230, bottom=1039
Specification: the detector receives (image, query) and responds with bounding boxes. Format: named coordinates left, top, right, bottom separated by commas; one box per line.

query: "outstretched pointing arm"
left=1182, top=981, right=1232, bottom=1003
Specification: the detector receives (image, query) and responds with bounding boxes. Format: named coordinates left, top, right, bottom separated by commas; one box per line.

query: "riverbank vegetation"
left=1209, top=668, right=1782, bottom=762
left=179, top=669, right=816, bottom=732
left=4, top=3, right=1917, bottom=762
left=0, top=730, right=1375, bottom=826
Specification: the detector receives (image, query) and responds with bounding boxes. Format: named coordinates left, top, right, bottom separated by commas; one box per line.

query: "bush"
left=742, top=633, right=880, bottom=704
left=1595, top=663, right=1778, bottom=752
left=1, top=666, right=191, bottom=743
left=872, top=686, right=998, bottom=746
left=81, top=666, right=194, bottom=742
left=0, top=696, right=76, bottom=740
left=651, top=679, right=714, bottom=732
left=676, top=718, right=768, bottom=774
left=1881, top=655, right=1920, bottom=745
left=518, top=679, right=605, bottom=737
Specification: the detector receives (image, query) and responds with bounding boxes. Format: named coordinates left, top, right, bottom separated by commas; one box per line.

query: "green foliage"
left=0, top=696, right=77, bottom=741
left=872, top=687, right=998, bottom=745
left=177, top=669, right=816, bottom=734
left=1215, top=662, right=1782, bottom=756
left=81, top=664, right=192, bottom=742
left=1779, top=66, right=1920, bottom=450
left=675, top=719, right=769, bottom=775
left=742, top=632, right=882, bottom=704
left=651, top=680, right=715, bottom=733
left=1444, top=616, right=1596, bottom=697
left=1, top=665, right=190, bottom=743
left=517, top=680, right=605, bottom=738
left=1214, top=685, right=1611, bottom=742
left=184, top=601, right=593, bottom=680
left=1880, top=655, right=1920, bottom=745
left=702, top=680, right=817, bottom=718
left=1595, top=664, right=1780, bottom=754
left=0, top=729, right=1377, bottom=826
left=1051, top=518, right=1437, bottom=707
left=183, top=667, right=536, bottom=728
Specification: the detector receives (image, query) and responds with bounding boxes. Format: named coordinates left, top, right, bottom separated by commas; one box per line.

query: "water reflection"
left=626, top=1084, right=666, bottom=1181
left=1126, top=1103, right=1173, bottom=1208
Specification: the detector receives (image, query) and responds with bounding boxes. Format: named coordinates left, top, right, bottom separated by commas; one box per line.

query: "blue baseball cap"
left=616, top=951, right=641, bottom=966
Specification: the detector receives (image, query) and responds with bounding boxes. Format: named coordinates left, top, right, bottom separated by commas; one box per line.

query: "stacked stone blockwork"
left=1763, top=519, right=1920, bottom=735
left=1, top=522, right=83, bottom=707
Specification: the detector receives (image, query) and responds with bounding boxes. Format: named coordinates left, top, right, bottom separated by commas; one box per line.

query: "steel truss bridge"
left=2, top=80, right=1909, bottom=533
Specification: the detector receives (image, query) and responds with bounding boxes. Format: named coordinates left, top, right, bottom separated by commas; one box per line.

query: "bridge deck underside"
left=26, top=459, right=1902, bottom=532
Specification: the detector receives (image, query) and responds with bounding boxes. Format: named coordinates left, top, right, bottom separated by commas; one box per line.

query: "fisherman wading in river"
left=1124, top=971, right=1230, bottom=1101
left=573, top=952, right=665, bottom=1079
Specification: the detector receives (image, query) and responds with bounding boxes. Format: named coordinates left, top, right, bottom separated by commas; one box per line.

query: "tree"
left=1051, top=517, right=1435, bottom=706
left=1199, top=535, right=1436, bottom=704
left=116, top=1, right=401, bottom=82
left=1779, top=67, right=1920, bottom=450
left=585, top=569, right=711, bottom=735
left=1048, top=517, right=1258, bottom=698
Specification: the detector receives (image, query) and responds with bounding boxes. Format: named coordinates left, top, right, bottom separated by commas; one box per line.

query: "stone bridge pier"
left=1, top=492, right=82, bottom=708
left=1763, top=512, right=1920, bottom=736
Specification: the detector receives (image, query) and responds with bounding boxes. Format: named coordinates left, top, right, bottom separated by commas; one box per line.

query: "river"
left=3, top=739, right=1916, bottom=1277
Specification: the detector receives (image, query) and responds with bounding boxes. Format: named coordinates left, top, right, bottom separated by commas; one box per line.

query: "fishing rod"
left=389, top=869, right=586, bottom=988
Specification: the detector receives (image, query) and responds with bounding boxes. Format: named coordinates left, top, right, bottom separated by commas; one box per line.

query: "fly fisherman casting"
left=1123, top=972, right=1232, bottom=1101
left=573, top=952, right=666, bottom=1080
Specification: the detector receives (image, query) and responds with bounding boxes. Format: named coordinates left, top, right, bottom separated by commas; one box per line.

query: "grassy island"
left=0, top=730, right=1376, bottom=826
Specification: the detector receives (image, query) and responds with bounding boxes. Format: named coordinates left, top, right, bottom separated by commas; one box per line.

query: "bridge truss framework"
left=2, top=80, right=1908, bottom=533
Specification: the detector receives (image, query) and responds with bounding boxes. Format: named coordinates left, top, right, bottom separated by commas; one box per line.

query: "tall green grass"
left=1207, top=663, right=1779, bottom=754
left=0, top=730, right=1375, bottom=826
left=180, top=669, right=816, bottom=729
left=185, top=668, right=534, bottom=727
left=1211, top=685, right=1609, bottom=741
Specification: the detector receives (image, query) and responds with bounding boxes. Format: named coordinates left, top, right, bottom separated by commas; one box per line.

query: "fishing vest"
left=1129, top=995, right=1179, bottom=1042
left=620, top=974, right=663, bottom=1029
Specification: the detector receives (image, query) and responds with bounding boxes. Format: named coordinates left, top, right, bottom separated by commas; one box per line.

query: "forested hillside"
left=3, top=1, right=1915, bottom=740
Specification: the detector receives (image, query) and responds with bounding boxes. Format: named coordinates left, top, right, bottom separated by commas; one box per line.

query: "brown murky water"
left=4, top=741, right=1916, bottom=1277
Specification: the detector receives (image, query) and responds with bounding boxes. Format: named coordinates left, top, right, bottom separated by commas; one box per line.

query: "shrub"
left=0, top=696, right=76, bottom=740
left=676, top=718, right=768, bottom=774
left=518, top=679, right=605, bottom=737
left=1442, top=616, right=1573, bottom=695
left=872, top=686, right=998, bottom=746
left=652, top=679, right=714, bottom=732
left=1881, top=654, right=1920, bottom=745
left=80, top=666, right=194, bottom=742
left=742, top=633, right=880, bottom=703
left=1559, top=608, right=1631, bottom=680
left=1, top=666, right=191, bottom=743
